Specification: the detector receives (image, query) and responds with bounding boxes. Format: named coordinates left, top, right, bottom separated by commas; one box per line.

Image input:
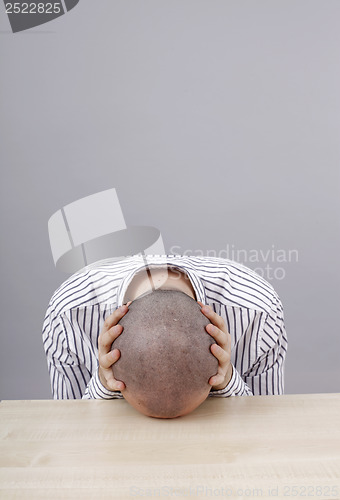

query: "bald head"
left=112, top=290, right=218, bottom=418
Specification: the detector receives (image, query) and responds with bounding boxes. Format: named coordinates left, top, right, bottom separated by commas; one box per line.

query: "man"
left=42, top=255, right=287, bottom=416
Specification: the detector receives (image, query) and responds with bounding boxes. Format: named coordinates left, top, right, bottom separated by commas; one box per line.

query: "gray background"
left=0, top=1, right=339, bottom=399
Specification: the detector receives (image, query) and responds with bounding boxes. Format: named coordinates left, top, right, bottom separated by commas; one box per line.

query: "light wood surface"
left=0, top=394, right=339, bottom=499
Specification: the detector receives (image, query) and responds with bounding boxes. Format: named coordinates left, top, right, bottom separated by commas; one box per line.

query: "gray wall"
left=1, top=1, right=339, bottom=399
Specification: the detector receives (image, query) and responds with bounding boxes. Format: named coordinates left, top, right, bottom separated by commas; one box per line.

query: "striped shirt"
left=42, top=255, right=288, bottom=399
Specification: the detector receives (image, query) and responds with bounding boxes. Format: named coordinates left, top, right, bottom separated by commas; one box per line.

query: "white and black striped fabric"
left=42, top=255, right=287, bottom=399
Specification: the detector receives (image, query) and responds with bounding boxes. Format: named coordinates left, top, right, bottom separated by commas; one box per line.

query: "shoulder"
left=47, top=257, right=136, bottom=317
left=183, top=256, right=281, bottom=314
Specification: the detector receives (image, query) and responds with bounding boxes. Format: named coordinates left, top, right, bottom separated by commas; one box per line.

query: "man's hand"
left=98, top=303, right=130, bottom=392
left=198, top=302, right=233, bottom=391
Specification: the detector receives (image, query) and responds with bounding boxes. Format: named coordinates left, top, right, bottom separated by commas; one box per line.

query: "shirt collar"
left=116, top=255, right=207, bottom=306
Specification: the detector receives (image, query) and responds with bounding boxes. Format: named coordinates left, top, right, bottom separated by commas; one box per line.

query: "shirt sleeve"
left=42, top=302, right=123, bottom=400
left=82, top=369, right=123, bottom=400
left=209, top=293, right=287, bottom=398
left=42, top=304, right=76, bottom=399
left=208, top=363, right=253, bottom=397
left=245, top=293, right=287, bottom=395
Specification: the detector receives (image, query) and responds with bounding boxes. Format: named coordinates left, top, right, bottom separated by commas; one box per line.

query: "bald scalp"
left=112, top=289, right=218, bottom=418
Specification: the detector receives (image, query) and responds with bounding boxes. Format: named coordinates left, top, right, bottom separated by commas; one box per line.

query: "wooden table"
left=0, top=394, right=339, bottom=499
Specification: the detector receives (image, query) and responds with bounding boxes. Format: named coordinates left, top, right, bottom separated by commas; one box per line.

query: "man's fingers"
left=102, top=305, right=129, bottom=333
left=104, top=370, right=126, bottom=391
left=105, top=374, right=125, bottom=392
left=97, top=305, right=129, bottom=394
left=100, top=324, right=123, bottom=352
left=99, top=304, right=129, bottom=354
left=208, top=346, right=229, bottom=387
left=112, top=380, right=125, bottom=391
left=206, top=324, right=227, bottom=348
left=99, top=348, right=121, bottom=369
left=200, top=305, right=227, bottom=332
left=208, top=373, right=225, bottom=387
left=210, top=343, right=230, bottom=366
left=98, top=350, right=126, bottom=392
left=199, top=306, right=233, bottom=391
